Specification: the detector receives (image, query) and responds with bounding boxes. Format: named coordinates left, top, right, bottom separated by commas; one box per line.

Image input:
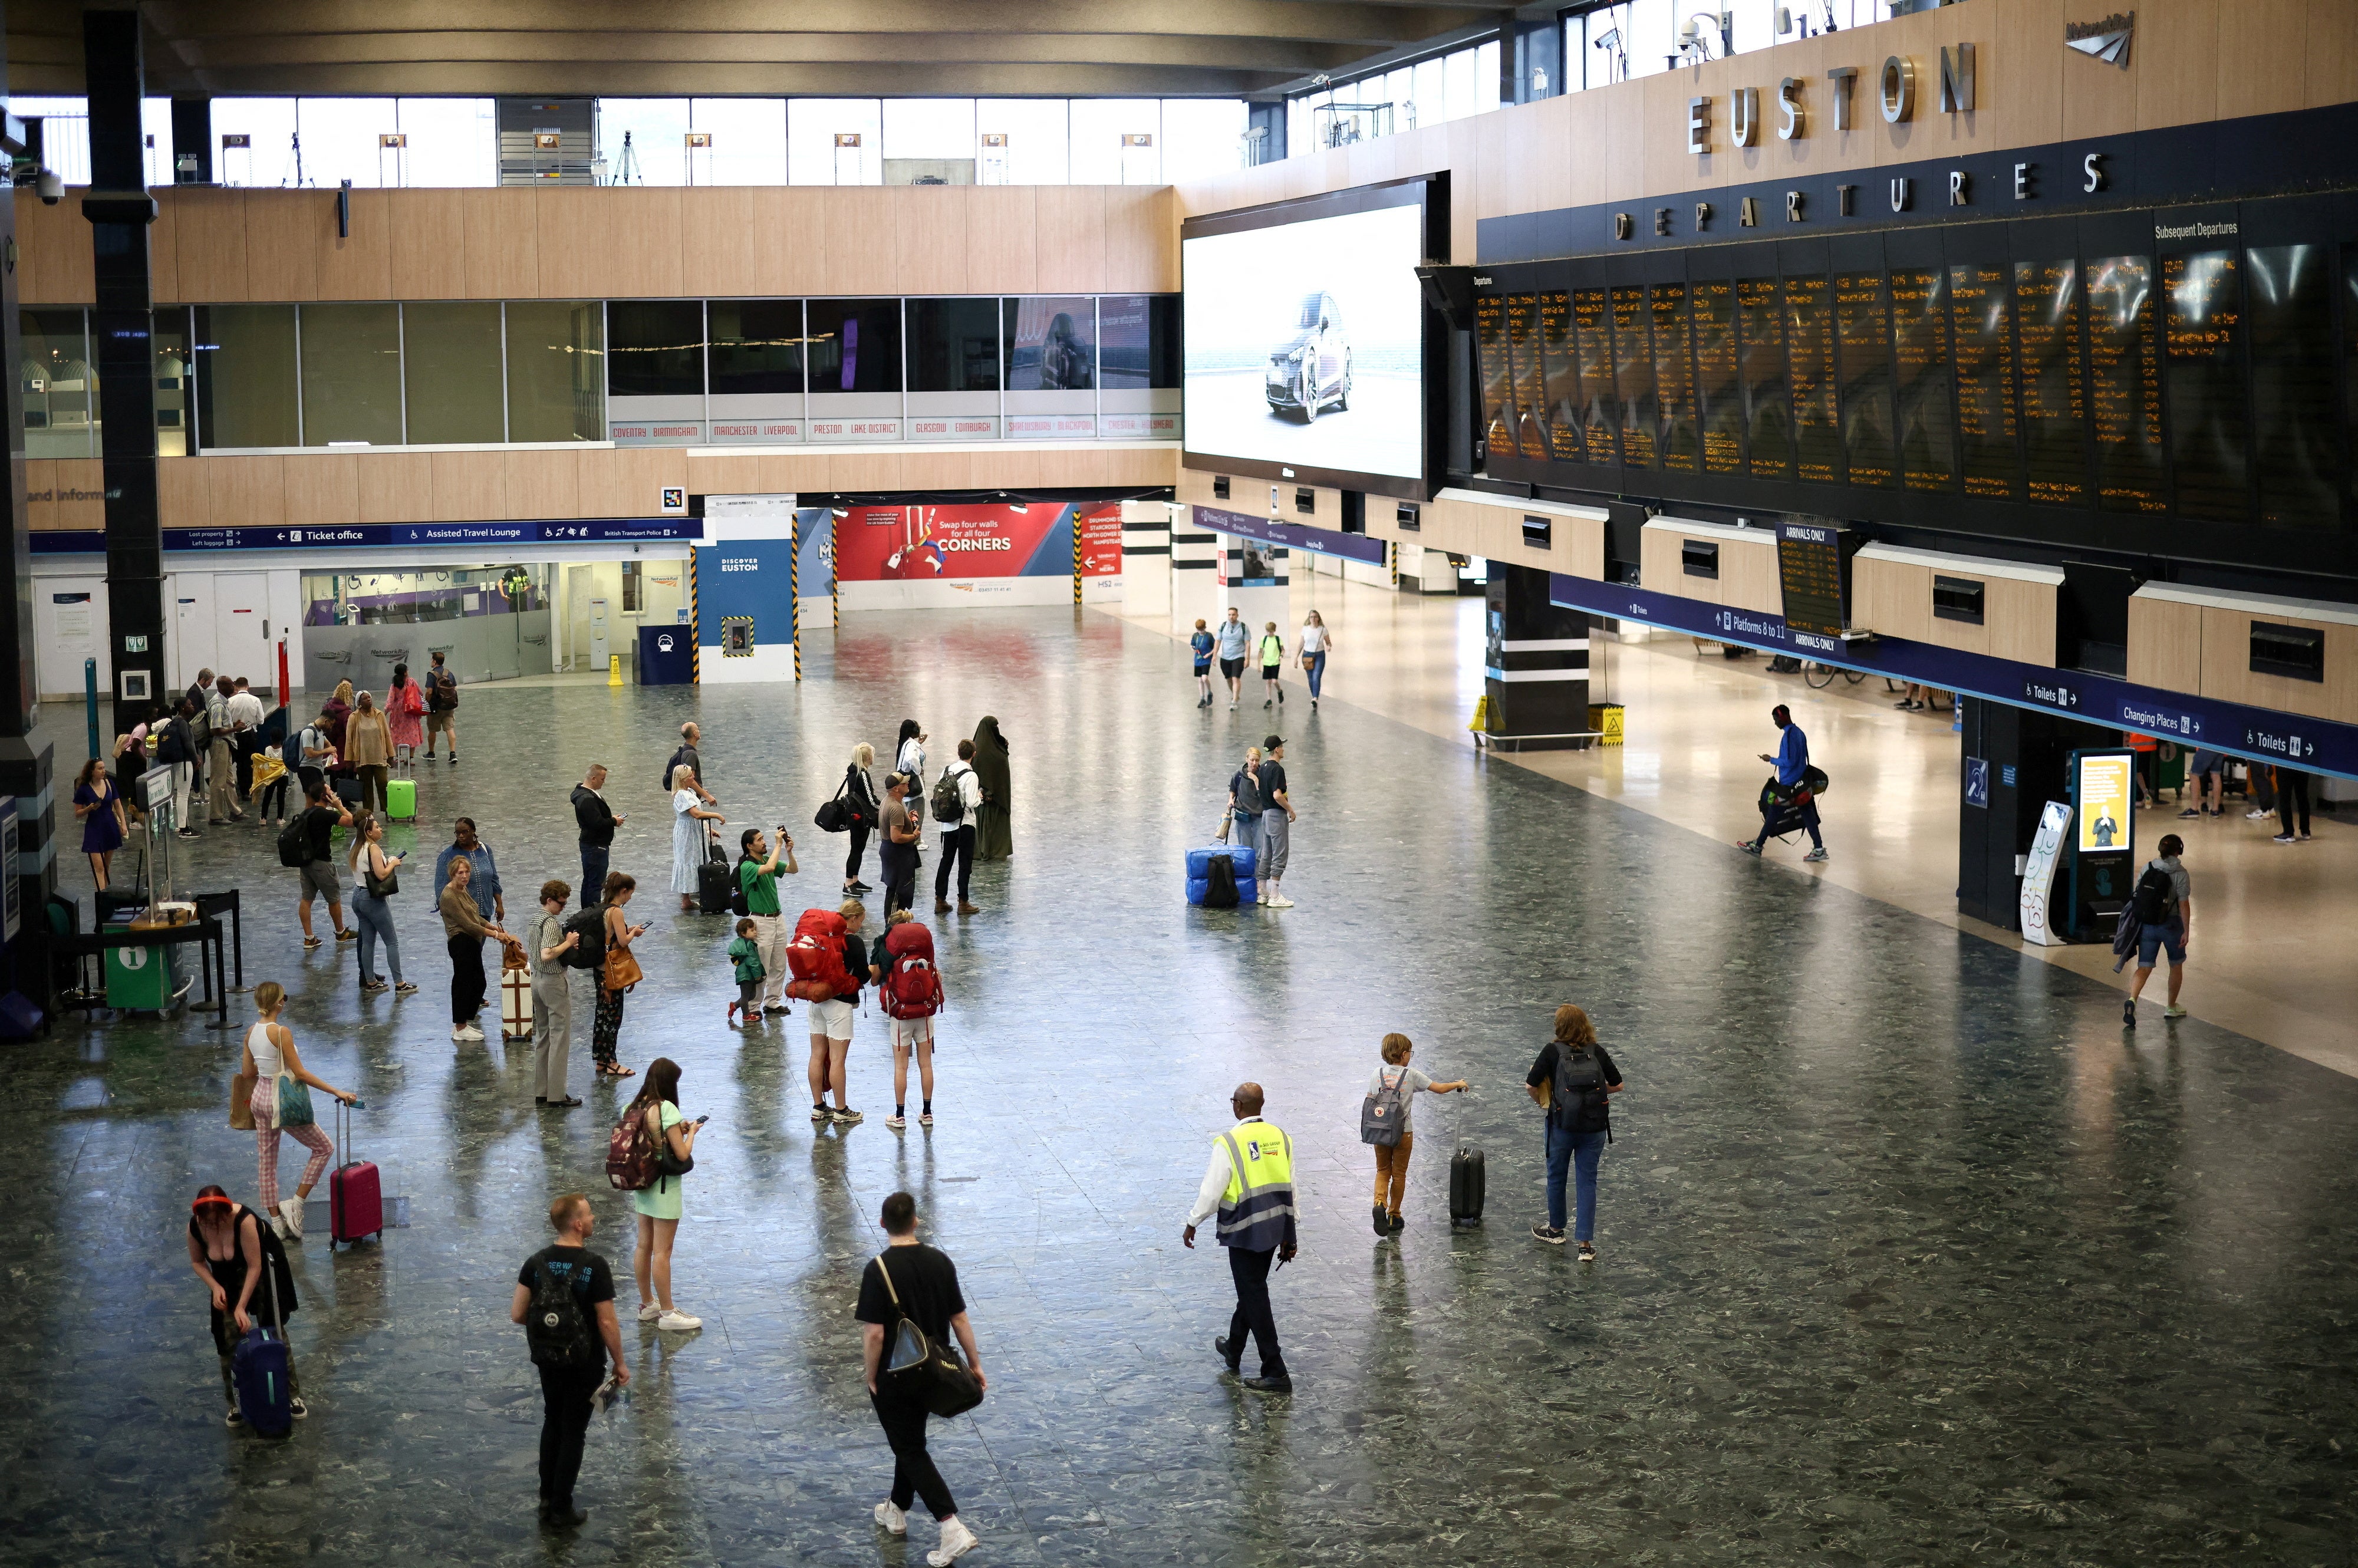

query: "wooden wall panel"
left=1986, top=578, right=2057, bottom=667
left=2217, top=0, right=2307, bottom=118
left=900, top=448, right=974, bottom=492
left=21, top=460, right=56, bottom=532
left=283, top=454, right=360, bottom=528
left=1721, top=536, right=1782, bottom=615
left=758, top=452, right=832, bottom=493
left=1102, top=186, right=1175, bottom=293
left=2137, top=0, right=2219, bottom=131
left=51, top=459, right=105, bottom=531
left=682, top=187, right=772, bottom=299
left=243, top=192, right=322, bottom=302
left=683, top=450, right=765, bottom=498
left=1034, top=187, right=1106, bottom=293
left=507, top=449, right=582, bottom=520
left=2060, top=12, right=2143, bottom=139
left=892, top=187, right=970, bottom=295
left=388, top=189, right=469, bottom=300
left=1641, top=529, right=1720, bottom=606
left=357, top=452, right=433, bottom=523
left=461, top=189, right=538, bottom=299
left=1993, top=0, right=2066, bottom=147
left=2307, top=0, right=2358, bottom=108
left=1852, top=556, right=1932, bottom=641
left=147, top=197, right=182, bottom=306
left=753, top=187, right=826, bottom=296
left=540, top=187, right=683, bottom=299
left=315, top=189, right=393, bottom=302
left=172, top=189, right=250, bottom=304
left=430, top=450, right=509, bottom=522
left=1924, top=597, right=1992, bottom=657
left=208, top=454, right=287, bottom=530
left=968, top=187, right=1039, bottom=295
left=156, top=457, right=208, bottom=530
left=15, top=199, right=91, bottom=304
left=2128, top=594, right=2204, bottom=691
left=1474, top=108, right=1511, bottom=228
left=2199, top=607, right=2357, bottom=723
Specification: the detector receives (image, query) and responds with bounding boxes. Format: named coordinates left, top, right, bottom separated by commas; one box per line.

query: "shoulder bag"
left=229, top=1065, right=257, bottom=1131
left=603, top=935, right=644, bottom=993
left=874, top=1251, right=984, bottom=1418
left=275, top=1069, right=315, bottom=1129
left=364, top=846, right=400, bottom=899
left=814, top=775, right=852, bottom=834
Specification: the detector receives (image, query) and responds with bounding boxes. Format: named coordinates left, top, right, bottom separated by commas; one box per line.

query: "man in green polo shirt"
left=737, top=826, right=798, bottom=1020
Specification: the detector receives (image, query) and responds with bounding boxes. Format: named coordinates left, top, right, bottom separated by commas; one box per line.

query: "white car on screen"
left=1265, top=292, right=1352, bottom=420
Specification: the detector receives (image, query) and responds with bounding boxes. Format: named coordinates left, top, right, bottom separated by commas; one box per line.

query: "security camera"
left=35, top=169, right=61, bottom=205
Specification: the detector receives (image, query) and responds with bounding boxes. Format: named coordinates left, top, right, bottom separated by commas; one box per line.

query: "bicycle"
left=1801, top=661, right=1865, bottom=689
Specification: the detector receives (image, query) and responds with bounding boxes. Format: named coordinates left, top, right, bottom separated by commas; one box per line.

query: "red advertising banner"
left=832, top=504, right=1067, bottom=582
left=1079, top=503, right=1122, bottom=577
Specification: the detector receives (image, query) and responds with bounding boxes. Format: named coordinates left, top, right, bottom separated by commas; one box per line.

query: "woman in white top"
left=242, top=981, right=355, bottom=1240
left=1299, top=611, right=1335, bottom=710
left=894, top=719, right=927, bottom=798
left=670, top=764, right=728, bottom=912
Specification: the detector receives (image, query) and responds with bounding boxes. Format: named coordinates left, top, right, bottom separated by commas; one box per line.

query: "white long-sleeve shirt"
left=936, top=762, right=982, bottom=836
left=1185, top=1116, right=1267, bottom=1228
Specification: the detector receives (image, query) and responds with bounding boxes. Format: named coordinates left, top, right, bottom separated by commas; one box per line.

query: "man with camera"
left=737, top=823, right=798, bottom=1020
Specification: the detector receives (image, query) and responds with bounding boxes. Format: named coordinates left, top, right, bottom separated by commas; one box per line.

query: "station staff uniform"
left=1186, top=1115, right=1297, bottom=1381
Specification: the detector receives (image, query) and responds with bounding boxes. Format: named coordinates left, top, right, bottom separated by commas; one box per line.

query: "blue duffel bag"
left=1185, top=845, right=1257, bottom=908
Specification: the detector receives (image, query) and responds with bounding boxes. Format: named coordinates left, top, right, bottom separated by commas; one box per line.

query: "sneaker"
left=875, top=1500, right=909, bottom=1537
left=460, top=1022, right=486, bottom=1041
left=335, top=927, right=358, bottom=942
left=447, top=755, right=457, bottom=767
left=2178, top=808, right=2201, bottom=818
left=657, top=1309, right=703, bottom=1332
left=1533, top=1224, right=1566, bottom=1244
left=830, top=1106, right=865, bottom=1126
left=289, top=1397, right=309, bottom=1419
left=176, top=827, right=199, bottom=839
left=1735, top=839, right=1762, bottom=856
left=1214, top=1334, right=1241, bottom=1375
left=1372, top=1203, right=1389, bottom=1236
left=1263, top=699, right=1273, bottom=709
left=1892, top=698, right=1915, bottom=709
left=886, top=1112, right=907, bottom=1129
left=727, top=1002, right=740, bottom=1024
left=1312, top=700, right=1319, bottom=710
left=1277, top=690, right=1285, bottom=704
left=1229, top=701, right=1237, bottom=710
left=928, top=1516, right=980, bottom=1566
left=279, top=1196, right=305, bottom=1240
left=303, top=936, right=324, bottom=951
left=269, top=1213, right=291, bottom=1240
left=394, top=981, right=417, bottom=994
left=2273, top=833, right=2296, bottom=844
left=811, top=1103, right=831, bottom=1122
left=1266, top=892, right=1295, bottom=908
left=451, top=1026, right=473, bottom=1043
left=1576, top=1243, right=1598, bottom=1263
left=2163, top=1004, right=2188, bottom=1019
left=743, top=1008, right=763, bottom=1023
left=1388, top=1214, right=1404, bottom=1234
left=636, top=1302, right=663, bottom=1323
left=2122, top=997, right=2138, bottom=1028
left=360, top=979, right=388, bottom=994
left=224, top=1405, right=244, bottom=1427
left=542, top=1503, right=587, bottom=1529
left=918, top=1111, right=934, bottom=1126
left=1803, top=848, right=1829, bottom=862
left=2245, top=808, right=2271, bottom=820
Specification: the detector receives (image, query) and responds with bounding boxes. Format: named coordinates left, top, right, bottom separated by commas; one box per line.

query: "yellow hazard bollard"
left=608, top=654, right=623, bottom=687
left=1467, top=693, right=1494, bottom=733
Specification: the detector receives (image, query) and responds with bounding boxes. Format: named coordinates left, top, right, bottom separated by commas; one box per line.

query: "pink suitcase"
left=328, top=1099, right=383, bottom=1248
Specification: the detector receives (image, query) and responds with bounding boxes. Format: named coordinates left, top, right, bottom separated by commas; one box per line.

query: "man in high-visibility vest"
left=1183, top=1082, right=1297, bottom=1394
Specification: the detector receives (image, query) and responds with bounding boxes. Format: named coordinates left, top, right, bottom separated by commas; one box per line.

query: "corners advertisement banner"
left=830, top=503, right=1119, bottom=610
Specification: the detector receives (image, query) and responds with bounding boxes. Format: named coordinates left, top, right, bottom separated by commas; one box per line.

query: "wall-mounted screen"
left=1181, top=177, right=1440, bottom=499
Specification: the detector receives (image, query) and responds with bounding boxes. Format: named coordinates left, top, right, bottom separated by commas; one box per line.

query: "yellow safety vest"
left=1216, top=1118, right=1296, bottom=1251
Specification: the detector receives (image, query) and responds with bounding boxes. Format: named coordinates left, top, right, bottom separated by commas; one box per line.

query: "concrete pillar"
left=1481, top=563, right=1589, bottom=750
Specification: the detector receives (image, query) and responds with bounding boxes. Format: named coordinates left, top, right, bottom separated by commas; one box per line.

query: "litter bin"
left=637, top=625, right=694, bottom=686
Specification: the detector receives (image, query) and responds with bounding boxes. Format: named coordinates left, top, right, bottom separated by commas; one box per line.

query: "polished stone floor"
left=8, top=606, right=2357, bottom=1566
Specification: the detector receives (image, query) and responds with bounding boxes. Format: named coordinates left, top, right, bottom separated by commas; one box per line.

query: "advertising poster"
left=2075, top=753, right=2135, bottom=854
left=1079, top=503, right=1124, bottom=605
left=834, top=503, right=1081, bottom=610
left=1005, top=297, right=1097, bottom=439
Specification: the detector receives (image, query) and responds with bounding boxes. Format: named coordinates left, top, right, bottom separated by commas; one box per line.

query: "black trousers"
left=934, top=826, right=974, bottom=902
left=538, top=1364, right=602, bottom=1506
left=871, top=1389, right=956, bottom=1519
left=2278, top=769, right=2313, bottom=836
left=449, top=933, right=487, bottom=1025
left=579, top=844, right=610, bottom=910
left=845, top=820, right=871, bottom=882
left=880, top=842, right=917, bottom=916
left=1226, top=1244, right=1286, bottom=1377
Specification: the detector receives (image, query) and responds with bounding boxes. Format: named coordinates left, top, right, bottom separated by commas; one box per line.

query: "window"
left=293, top=98, right=399, bottom=189
left=194, top=304, right=299, bottom=449
left=598, top=99, right=691, bottom=186
left=19, top=308, right=95, bottom=457
left=1160, top=100, right=1249, bottom=183
left=709, top=301, right=806, bottom=394
left=907, top=299, right=1001, bottom=391
left=153, top=310, right=191, bottom=456
left=973, top=99, right=1068, bottom=185
left=299, top=302, right=403, bottom=445
left=882, top=99, right=977, bottom=184
left=210, top=98, right=300, bottom=186
left=689, top=98, right=787, bottom=185
left=504, top=301, right=603, bottom=442
left=805, top=299, right=903, bottom=393
left=786, top=98, right=881, bottom=184
left=606, top=301, right=706, bottom=397
left=621, top=560, right=644, bottom=614
left=1069, top=100, right=1158, bottom=183
left=401, top=303, right=506, bottom=444
left=395, top=98, right=497, bottom=187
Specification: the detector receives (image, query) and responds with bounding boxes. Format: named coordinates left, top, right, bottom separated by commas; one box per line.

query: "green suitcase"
left=386, top=776, right=417, bottom=821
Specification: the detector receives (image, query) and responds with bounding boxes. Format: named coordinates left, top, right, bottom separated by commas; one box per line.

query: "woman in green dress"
left=624, top=1056, right=703, bottom=1333
left=970, top=715, right=1013, bottom=861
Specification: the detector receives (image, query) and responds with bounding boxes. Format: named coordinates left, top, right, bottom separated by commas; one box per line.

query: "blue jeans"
left=579, top=843, right=609, bottom=910
left=1303, top=652, right=1326, bottom=699
left=1544, top=1120, right=1608, bottom=1239
left=351, top=888, right=403, bottom=985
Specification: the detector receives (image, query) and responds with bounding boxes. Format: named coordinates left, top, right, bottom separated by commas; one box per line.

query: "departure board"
left=1611, top=285, right=1656, bottom=467
left=1891, top=267, right=1957, bottom=492
left=1505, top=292, right=1550, bottom=460
left=1652, top=282, right=1698, bottom=470
left=1737, top=277, right=1792, bottom=477
left=2087, top=255, right=2167, bottom=513
left=1948, top=262, right=2021, bottom=499
left=1475, top=292, right=1512, bottom=457
left=1786, top=274, right=1840, bottom=484
left=2249, top=245, right=2338, bottom=529
left=2161, top=251, right=2249, bottom=521
left=1776, top=521, right=1848, bottom=638
left=1573, top=288, right=1615, bottom=463
left=1538, top=291, right=1583, bottom=463
left=1692, top=278, right=1743, bottom=474
left=1835, top=271, right=1897, bottom=487
left=2016, top=259, right=2087, bottom=506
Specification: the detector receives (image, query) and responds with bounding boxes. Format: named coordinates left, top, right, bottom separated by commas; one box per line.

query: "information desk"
left=55, top=917, right=231, bottom=1027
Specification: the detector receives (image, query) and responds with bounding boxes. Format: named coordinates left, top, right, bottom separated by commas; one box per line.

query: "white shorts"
left=810, top=998, right=855, bottom=1041
left=888, top=1016, right=934, bottom=1052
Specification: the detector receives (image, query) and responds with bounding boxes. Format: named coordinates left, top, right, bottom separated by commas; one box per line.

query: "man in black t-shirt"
left=854, top=1191, right=984, bottom=1564
left=293, top=779, right=355, bottom=950
left=511, top=1193, right=629, bottom=1530
left=1524, top=1004, right=1625, bottom=1260
left=1257, top=735, right=1299, bottom=910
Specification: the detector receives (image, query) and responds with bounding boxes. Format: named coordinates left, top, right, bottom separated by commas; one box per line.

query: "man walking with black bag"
left=511, top=1193, right=629, bottom=1530
left=1183, top=1082, right=1297, bottom=1394
left=572, top=765, right=623, bottom=913
left=857, top=1191, right=986, bottom=1565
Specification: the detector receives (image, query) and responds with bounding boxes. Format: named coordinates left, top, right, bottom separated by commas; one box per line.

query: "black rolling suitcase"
left=697, top=834, right=734, bottom=915
left=1448, top=1147, right=1486, bottom=1228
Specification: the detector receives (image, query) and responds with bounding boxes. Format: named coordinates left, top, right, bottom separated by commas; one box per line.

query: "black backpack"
left=930, top=766, right=967, bottom=825
left=523, top=1253, right=598, bottom=1370
left=2130, top=862, right=2178, bottom=926
left=562, top=906, right=607, bottom=970
left=729, top=857, right=752, bottom=918
left=1552, top=1043, right=1610, bottom=1135
left=1203, top=852, right=1240, bottom=908
left=276, top=813, right=312, bottom=869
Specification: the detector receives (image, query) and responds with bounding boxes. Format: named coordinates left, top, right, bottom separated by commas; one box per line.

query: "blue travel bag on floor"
left=1185, top=845, right=1257, bottom=907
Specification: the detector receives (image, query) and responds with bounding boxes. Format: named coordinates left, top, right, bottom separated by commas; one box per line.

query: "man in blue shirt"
left=1213, top=608, right=1252, bottom=710
left=434, top=816, right=507, bottom=924
left=1738, top=704, right=1826, bottom=862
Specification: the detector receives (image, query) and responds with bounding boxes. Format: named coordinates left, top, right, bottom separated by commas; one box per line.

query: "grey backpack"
left=1360, top=1066, right=1409, bottom=1147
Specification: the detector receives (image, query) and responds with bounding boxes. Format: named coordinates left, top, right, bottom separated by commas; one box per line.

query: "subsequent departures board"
left=1774, top=521, right=1850, bottom=641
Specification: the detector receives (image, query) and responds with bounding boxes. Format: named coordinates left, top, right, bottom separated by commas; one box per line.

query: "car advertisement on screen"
left=831, top=503, right=1120, bottom=610
left=1183, top=199, right=1425, bottom=489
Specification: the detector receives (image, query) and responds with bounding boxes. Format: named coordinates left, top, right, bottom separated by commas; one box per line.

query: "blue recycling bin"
left=638, top=624, right=694, bottom=686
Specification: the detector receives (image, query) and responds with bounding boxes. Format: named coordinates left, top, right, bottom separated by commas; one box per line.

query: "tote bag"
left=275, top=1072, right=315, bottom=1128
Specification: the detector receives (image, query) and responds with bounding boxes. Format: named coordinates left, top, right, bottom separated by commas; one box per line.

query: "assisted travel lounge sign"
left=1545, top=571, right=2358, bottom=781
left=30, top=519, right=706, bottom=554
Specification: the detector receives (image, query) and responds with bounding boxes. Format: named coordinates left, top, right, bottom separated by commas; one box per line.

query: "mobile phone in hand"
left=692, top=1114, right=712, bottom=1126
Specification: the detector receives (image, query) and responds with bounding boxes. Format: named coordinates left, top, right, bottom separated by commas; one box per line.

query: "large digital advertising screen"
left=2075, top=752, right=2135, bottom=855
left=1182, top=179, right=1438, bottom=499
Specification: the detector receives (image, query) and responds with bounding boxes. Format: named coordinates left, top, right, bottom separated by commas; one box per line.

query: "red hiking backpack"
left=784, top=908, right=854, bottom=1000
left=879, top=921, right=943, bottom=1020
left=605, top=1112, right=656, bottom=1191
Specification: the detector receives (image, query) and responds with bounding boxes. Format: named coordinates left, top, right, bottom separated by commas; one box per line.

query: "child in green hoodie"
left=727, top=917, right=765, bottom=1025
